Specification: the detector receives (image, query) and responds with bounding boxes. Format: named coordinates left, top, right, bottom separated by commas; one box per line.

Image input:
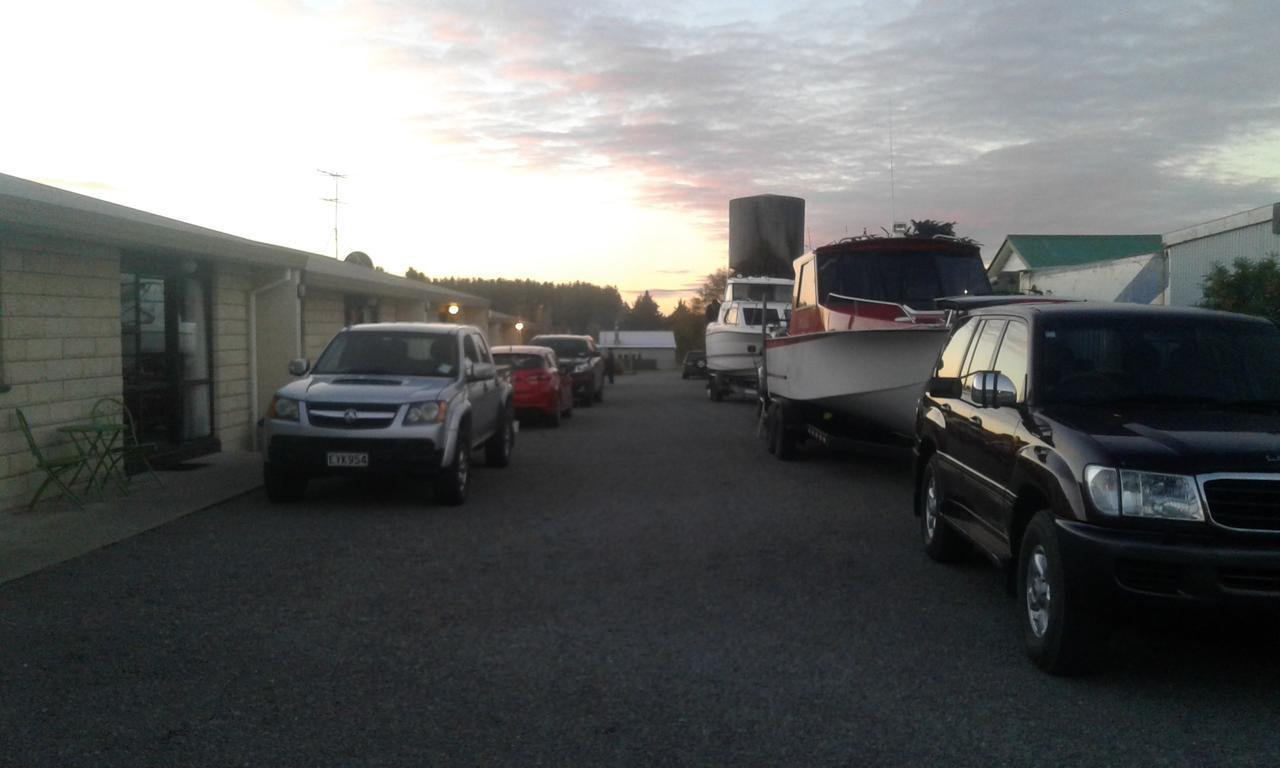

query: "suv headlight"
left=267, top=397, right=300, bottom=421
left=405, top=401, right=446, bottom=425
left=573, top=363, right=590, bottom=374
left=1084, top=465, right=1204, bottom=521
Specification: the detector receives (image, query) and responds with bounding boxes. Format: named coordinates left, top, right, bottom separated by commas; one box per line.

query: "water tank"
left=729, top=195, right=804, bottom=279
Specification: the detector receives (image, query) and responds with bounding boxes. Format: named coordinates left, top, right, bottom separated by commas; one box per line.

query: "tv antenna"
left=317, top=168, right=346, bottom=259
left=888, top=91, right=897, bottom=229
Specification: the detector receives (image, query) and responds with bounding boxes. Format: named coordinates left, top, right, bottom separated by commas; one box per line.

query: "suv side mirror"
left=968, top=371, right=1018, bottom=408
left=288, top=358, right=310, bottom=376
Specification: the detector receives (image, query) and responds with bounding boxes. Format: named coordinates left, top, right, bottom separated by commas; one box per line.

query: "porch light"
left=515, top=321, right=525, bottom=331
left=447, top=303, right=460, bottom=316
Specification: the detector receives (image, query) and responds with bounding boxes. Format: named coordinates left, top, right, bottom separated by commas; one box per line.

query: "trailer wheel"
left=708, top=374, right=724, bottom=402
left=769, top=402, right=796, bottom=461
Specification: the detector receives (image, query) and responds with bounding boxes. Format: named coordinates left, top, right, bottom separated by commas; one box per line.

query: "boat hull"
left=705, top=326, right=767, bottom=377
left=765, top=328, right=948, bottom=437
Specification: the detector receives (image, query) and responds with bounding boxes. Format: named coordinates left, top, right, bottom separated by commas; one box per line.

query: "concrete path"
left=0, top=451, right=261, bottom=585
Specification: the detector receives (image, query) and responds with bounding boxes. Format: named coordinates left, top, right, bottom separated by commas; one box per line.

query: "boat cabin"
left=789, top=237, right=990, bottom=335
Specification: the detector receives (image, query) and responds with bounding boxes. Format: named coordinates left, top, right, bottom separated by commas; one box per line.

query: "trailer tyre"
left=769, top=402, right=796, bottom=461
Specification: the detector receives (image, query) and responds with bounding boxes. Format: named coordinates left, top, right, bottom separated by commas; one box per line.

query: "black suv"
left=914, top=303, right=1280, bottom=673
left=681, top=350, right=707, bottom=379
left=528, top=334, right=605, bottom=406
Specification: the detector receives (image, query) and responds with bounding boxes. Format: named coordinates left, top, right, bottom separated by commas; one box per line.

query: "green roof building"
left=987, top=234, right=1165, bottom=303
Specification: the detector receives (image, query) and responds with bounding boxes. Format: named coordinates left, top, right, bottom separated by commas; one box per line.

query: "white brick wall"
left=303, top=289, right=345, bottom=361
left=213, top=265, right=252, bottom=452
left=0, top=241, right=123, bottom=510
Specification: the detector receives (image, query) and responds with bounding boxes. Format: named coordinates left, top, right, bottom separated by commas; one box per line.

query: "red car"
left=492, top=345, right=574, bottom=427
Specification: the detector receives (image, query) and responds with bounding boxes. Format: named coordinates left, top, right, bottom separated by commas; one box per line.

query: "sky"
left=3, top=0, right=1278, bottom=310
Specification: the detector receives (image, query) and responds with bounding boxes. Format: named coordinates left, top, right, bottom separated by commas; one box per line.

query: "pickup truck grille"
left=305, top=402, right=401, bottom=430
left=1202, top=476, right=1280, bottom=531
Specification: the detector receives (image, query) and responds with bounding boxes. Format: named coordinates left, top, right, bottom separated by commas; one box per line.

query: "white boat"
left=765, top=236, right=991, bottom=437
left=705, top=276, right=793, bottom=378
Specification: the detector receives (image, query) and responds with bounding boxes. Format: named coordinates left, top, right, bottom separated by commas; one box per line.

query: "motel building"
left=0, top=173, right=490, bottom=511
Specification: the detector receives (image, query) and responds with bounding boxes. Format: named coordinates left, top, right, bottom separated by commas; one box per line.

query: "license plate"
left=327, top=452, right=369, bottom=467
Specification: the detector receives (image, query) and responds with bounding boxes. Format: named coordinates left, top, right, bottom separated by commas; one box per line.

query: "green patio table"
left=57, top=422, right=128, bottom=496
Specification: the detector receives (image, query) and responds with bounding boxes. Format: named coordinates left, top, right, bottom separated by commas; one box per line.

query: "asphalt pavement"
left=3, top=373, right=1279, bottom=766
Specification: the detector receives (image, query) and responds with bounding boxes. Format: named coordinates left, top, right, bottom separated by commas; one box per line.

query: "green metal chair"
left=15, top=409, right=85, bottom=511
left=90, top=397, right=163, bottom=490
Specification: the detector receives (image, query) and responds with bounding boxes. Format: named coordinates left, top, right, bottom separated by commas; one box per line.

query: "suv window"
left=963, top=319, right=1006, bottom=375
left=936, top=318, right=977, bottom=378
left=532, top=337, right=590, bottom=359
left=1041, top=316, right=1280, bottom=405
left=993, top=320, right=1029, bottom=401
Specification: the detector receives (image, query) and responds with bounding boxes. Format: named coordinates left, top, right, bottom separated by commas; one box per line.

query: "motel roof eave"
left=302, top=254, right=490, bottom=306
left=0, top=172, right=309, bottom=270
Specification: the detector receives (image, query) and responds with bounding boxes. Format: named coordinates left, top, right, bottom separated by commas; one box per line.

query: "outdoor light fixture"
left=447, top=303, right=460, bottom=316
left=515, top=321, right=525, bottom=331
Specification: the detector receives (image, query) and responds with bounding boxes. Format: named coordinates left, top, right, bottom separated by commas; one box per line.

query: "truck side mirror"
left=288, top=358, right=310, bottom=376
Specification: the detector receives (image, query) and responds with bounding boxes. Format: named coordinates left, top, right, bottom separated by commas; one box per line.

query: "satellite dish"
left=344, top=251, right=374, bottom=268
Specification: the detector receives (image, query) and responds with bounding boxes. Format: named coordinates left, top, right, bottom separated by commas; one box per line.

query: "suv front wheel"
left=919, top=456, right=963, bottom=561
left=1018, top=510, right=1107, bottom=675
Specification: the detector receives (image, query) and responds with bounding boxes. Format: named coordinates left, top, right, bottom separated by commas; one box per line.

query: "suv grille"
left=306, top=402, right=401, bottom=430
left=1202, top=476, right=1280, bottom=531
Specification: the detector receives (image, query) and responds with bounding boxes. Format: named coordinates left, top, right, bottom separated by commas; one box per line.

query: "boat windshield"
left=818, top=249, right=991, bottom=310
left=728, top=283, right=792, bottom=302
left=741, top=307, right=786, bottom=326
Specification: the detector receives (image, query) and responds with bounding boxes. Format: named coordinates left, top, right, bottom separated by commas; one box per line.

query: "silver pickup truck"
left=262, top=322, right=515, bottom=505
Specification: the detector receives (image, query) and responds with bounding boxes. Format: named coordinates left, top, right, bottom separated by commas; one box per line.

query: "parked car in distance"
left=493, top=345, right=573, bottom=427
left=528, top=334, right=605, bottom=406
left=262, top=323, right=515, bottom=506
left=914, top=303, right=1280, bottom=674
left=682, top=350, right=708, bottom=379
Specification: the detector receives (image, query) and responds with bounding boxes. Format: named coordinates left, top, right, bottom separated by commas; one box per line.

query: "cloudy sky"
left=3, top=0, right=1277, bottom=308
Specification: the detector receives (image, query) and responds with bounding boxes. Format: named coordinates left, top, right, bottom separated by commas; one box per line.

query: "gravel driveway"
left=3, top=373, right=1278, bottom=766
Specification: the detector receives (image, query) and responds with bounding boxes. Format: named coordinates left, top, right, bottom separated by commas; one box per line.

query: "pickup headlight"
left=1084, top=465, right=1204, bottom=521
left=405, top=401, right=446, bottom=425
left=573, top=363, right=590, bottom=374
left=267, top=397, right=300, bottom=421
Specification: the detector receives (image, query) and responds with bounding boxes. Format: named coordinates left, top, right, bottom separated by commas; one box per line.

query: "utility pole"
left=317, top=169, right=346, bottom=259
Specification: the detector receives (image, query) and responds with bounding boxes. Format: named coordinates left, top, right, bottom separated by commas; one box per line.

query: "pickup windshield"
left=313, top=331, right=459, bottom=377
left=1040, top=317, right=1280, bottom=406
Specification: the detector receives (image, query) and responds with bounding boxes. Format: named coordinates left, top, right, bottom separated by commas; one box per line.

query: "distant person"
left=605, top=350, right=616, bottom=384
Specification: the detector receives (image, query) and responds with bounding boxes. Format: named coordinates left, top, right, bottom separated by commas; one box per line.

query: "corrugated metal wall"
left=1167, top=221, right=1280, bottom=306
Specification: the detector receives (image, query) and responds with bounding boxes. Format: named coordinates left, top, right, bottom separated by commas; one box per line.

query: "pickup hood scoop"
left=289, top=375, right=451, bottom=405
left=332, top=378, right=403, bottom=386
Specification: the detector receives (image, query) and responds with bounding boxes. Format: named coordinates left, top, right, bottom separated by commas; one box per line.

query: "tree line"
left=405, top=267, right=731, bottom=356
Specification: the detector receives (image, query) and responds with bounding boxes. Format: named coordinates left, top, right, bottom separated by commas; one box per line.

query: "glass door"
left=120, top=257, right=216, bottom=462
